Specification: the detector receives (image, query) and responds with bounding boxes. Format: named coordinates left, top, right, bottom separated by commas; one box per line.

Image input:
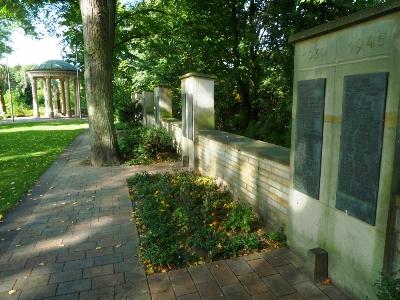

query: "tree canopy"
left=2, top=0, right=387, bottom=146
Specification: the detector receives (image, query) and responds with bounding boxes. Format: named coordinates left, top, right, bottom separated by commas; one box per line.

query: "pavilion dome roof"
left=33, top=60, right=77, bottom=72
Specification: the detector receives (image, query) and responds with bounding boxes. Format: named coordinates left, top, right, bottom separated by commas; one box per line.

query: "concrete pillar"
left=142, top=91, right=155, bottom=126
left=31, top=77, right=39, bottom=117
left=53, top=83, right=61, bottom=114
left=73, top=77, right=80, bottom=118
left=65, top=77, right=71, bottom=117
left=154, top=86, right=172, bottom=125
left=45, top=76, right=54, bottom=118
left=60, top=78, right=66, bottom=115
left=180, top=72, right=216, bottom=168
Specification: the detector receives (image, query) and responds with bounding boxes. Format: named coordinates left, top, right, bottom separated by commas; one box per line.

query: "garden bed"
left=128, top=171, right=285, bottom=274
left=117, top=124, right=178, bottom=165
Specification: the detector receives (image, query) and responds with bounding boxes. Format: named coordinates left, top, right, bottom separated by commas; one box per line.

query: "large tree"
left=79, top=0, right=119, bottom=166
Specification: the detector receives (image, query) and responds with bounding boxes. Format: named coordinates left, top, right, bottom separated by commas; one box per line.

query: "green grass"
left=0, top=120, right=88, bottom=219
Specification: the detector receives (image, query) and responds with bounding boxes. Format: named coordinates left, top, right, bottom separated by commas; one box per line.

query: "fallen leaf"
left=96, top=246, right=102, bottom=250
left=8, top=289, right=16, bottom=295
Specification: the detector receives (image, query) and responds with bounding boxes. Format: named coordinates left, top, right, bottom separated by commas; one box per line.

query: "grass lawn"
left=0, top=120, right=88, bottom=219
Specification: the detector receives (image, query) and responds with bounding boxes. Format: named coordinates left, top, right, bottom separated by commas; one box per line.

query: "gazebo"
left=27, top=60, right=81, bottom=118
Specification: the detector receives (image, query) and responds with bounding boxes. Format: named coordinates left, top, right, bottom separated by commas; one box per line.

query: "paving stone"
left=50, top=270, right=82, bottom=284
left=57, top=251, right=86, bottom=263
left=44, top=293, right=79, bottom=300
left=125, top=292, right=151, bottom=300
left=188, top=265, right=214, bottom=284
left=177, top=293, right=201, bottom=300
left=152, top=288, right=176, bottom=300
left=69, top=241, right=96, bottom=252
left=14, top=273, right=49, bottom=289
left=208, top=261, right=238, bottom=286
left=276, top=264, right=309, bottom=285
left=83, top=263, right=114, bottom=278
left=92, top=272, right=124, bottom=288
left=26, top=254, right=58, bottom=267
left=94, top=253, right=123, bottom=266
left=0, top=279, right=15, bottom=293
left=86, top=246, right=114, bottom=258
left=0, top=289, right=21, bottom=300
left=148, top=273, right=172, bottom=293
left=247, top=258, right=277, bottom=277
left=169, top=269, right=197, bottom=296
left=264, top=251, right=290, bottom=267
left=262, top=274, right=296, bottom=297
left=79, top=286, right=115, bottom=300
left=222, top=283, right=251, bottom=300
left=238, top=272, right=269, bottom=295
left=294, top=281, right=329, bottom=299
left=278, top=293, right=304, bottom=300
left=63, top=258, right=94, bottom=271
left=317, top=283, right=351, bottom=300
left=57, top=278, right=91, bottom=295
left=31, top=262, right=64, bottom=275
left=226, top=258, right=253, bottom=276
left=115, top=280, right=149, bottom=297
left=19, top=283, right=57, bottom=300
left=252, top=291, right=277, bottom=299
left=196, top=280, right=224, bottom=299
left=243, top=252, right=265, bottom=261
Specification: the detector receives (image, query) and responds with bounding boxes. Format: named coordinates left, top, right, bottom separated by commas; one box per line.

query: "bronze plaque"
left=294, top=78, right=326, bottom=200
left=336, top=73, right=388, bottom=225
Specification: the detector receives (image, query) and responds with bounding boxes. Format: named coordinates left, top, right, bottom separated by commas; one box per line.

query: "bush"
left=375, top=272, right=400, bottom=300
left=128, top=171, right=285, bottom=273
left=118, top=125, right=176, bottom=165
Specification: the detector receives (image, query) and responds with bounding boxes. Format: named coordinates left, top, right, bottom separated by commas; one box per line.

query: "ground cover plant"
left=118, top=125, right=177, bottom=165
left=0, top=120, right=87, bottom=219
left=128, top=171, right=286, bottom=274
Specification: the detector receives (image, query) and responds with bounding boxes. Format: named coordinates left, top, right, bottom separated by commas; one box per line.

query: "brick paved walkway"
left=0, top=132, right=350, bottom=299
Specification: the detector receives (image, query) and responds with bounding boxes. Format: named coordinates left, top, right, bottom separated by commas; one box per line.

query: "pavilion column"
left=60, top=78, right=66, bottom=115
left=65, top=77, right=71, bottom=117
left=73, top=78, right=80, bottom=118
left=53, top=83, right=61, bottom=114
left=31, top=77, right=40, bottom=117
left=45, top=76, right=54, bottom=118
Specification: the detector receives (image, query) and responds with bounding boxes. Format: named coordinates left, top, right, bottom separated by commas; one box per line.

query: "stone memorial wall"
left=289, top=2, right=400, bottom=299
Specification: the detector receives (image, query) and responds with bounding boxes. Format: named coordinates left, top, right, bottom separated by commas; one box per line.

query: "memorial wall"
left=289, top=2, right=400, bottom=299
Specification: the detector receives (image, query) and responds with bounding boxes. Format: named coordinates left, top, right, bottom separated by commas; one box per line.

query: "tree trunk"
left=79, top=0, right=119, bottom=166
left=0, top=89, right=6, bottom=115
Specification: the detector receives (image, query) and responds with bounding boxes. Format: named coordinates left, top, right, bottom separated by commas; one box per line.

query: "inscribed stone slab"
left=336, top=72, right=388, bottom=225
left=294, top=78, right=326, bottom=200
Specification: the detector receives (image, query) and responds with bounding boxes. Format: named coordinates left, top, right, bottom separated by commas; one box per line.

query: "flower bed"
left=128, top=171, right=285, bottom=274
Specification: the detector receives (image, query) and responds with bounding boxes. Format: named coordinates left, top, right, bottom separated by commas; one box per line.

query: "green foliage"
left=0, top=120, right=87, bottom=219
left=266, top=228, right=287, bottom=245
left=114, top=90, right=142, bottom=126
left=128, top=171, right=282, bottom=273
left=118, top=125, right=175, bottom=165
left=374, top=272, right=400, bottom=300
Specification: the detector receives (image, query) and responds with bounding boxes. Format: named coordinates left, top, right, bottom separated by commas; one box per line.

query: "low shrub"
left=128, top=171, right=285, bottom=273
left=118, top=125, right=176, bottom=165
left=374, top=272, right=400, bottom=300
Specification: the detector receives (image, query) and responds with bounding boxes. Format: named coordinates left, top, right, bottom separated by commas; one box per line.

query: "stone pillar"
left=142, top=91, right=155, bottom=126
left=73, top=78, right=80, bottom=118
left=65, top=77, right=71, bottom=117
left=31, top=77, right=40, bottom=117
left=60, top=78, right=66, bottom=115
left=45, top=76, right=54, bottom=118
left=53, top=83, right=61, bottom=114
left=154, top=86, right=172, bottom=125
left=180, top=72, right=216, bottom=168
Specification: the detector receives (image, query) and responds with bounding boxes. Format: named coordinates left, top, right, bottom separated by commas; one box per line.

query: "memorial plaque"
left=336, top=72, right=388, bottom=225
left=294, top=78, right=326, bottom=200
left=187, top=94, right=194, bottom=140
left=182, top=93, right=187, bottom=137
